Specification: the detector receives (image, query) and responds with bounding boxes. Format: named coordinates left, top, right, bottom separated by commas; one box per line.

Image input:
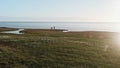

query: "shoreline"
left=0, top=27, right=119, bottom=34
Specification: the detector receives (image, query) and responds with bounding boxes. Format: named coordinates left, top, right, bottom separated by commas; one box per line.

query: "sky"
left=0, top=0, right=120, bottom=22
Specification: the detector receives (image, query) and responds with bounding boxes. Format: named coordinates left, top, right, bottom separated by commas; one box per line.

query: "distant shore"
left=0, top=27, right=18, bottom=32
left=0, top=27, right=68, bottom=34
left=0, top=27, right=119, bottom=33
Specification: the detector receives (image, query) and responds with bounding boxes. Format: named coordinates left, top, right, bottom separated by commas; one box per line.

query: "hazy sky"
left=0, top=0, right=120, bottom=22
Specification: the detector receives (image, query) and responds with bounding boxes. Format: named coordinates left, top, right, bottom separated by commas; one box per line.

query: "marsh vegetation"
left=0, top=28, right=120, bottom=68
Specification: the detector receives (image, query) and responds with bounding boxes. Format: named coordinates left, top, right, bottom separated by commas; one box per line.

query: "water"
left=0, top=22, right=120, bottom=32
left=1, top=29, right=24, bottom=34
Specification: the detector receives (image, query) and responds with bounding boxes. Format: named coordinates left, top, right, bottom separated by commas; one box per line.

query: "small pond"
left=1, top=29, right=24, bottom=34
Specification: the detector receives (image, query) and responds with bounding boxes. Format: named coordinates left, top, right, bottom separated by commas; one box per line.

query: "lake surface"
left=0, top=22, right=120, bottom=32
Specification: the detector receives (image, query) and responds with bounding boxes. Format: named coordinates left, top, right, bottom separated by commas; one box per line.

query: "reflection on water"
left=1, top=29, right=24, bottom=34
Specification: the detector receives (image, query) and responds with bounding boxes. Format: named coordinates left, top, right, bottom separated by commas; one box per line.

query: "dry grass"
left=0, top=27, right=17, bottom=32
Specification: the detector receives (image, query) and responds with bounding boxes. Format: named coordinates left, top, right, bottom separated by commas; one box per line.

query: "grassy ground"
left=0, top=27, right=17, bottom=32
left=0, top=28, right=120, bottom=68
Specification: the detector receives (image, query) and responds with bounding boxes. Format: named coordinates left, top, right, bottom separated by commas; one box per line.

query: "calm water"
left=0, top=22, right=120, bottom=32
left=1, top=29, right=24, bottom=34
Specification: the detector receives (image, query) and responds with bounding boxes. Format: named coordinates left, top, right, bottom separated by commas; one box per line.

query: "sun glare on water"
left=106, top=1, right=120, bottom=32
left=112, top=1, right=120, bottom=45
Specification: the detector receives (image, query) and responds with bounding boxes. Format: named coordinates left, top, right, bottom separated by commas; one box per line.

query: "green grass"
left=0, top=29, right=120, bottom=68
